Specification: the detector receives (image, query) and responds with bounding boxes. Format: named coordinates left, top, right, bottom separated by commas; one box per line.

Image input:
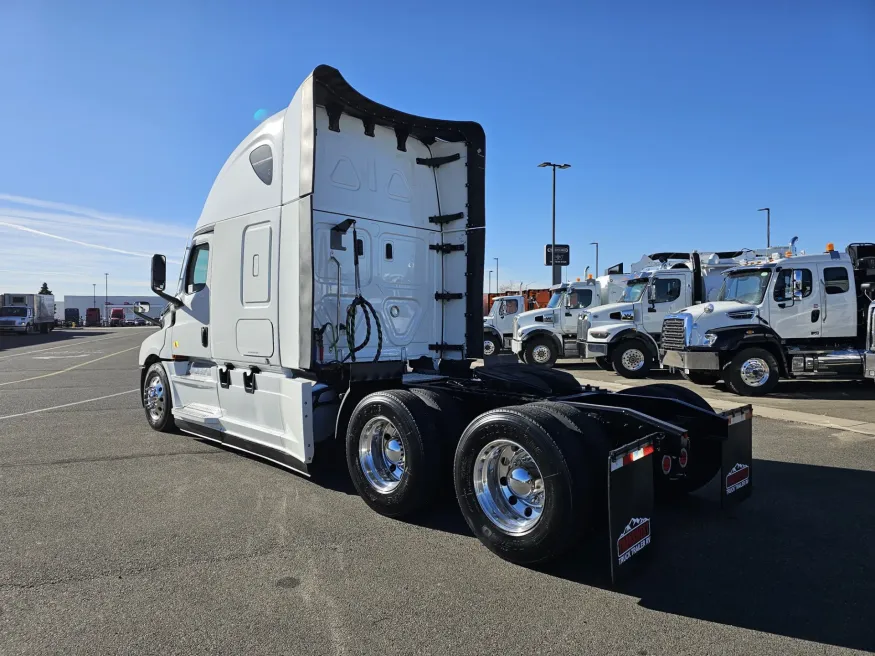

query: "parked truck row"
left=136, top=66, right=753, bottom=579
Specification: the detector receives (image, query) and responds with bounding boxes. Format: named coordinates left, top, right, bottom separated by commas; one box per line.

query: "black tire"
left=618, top=384, right=720, bottom=494
left=523, top=336, right=558, bottom=367
left=681, top=370, right=720, bottom=386
left=143, top=362, right=176, bottom=433
left=410, top=387, right=468, bottom=492
left=726, top=347, right=780, bottom=396
left=346, top=389, right=443, bottom=518
left=612, top=340, right=653, bottom=379
left=453, top=405, right=591, bottom=565
left=483, top=334, right=501, bottom=357
left=594, top=356, right=614, bottom=371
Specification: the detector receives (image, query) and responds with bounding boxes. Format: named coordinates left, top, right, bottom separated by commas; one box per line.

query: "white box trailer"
left=0, top=293, right=55, bottom=334
left=136, top=66, right=753, bottom=576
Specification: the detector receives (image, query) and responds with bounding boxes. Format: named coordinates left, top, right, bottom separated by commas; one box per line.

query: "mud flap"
left=720, top=405, right=753, bottom=509
left=608, top=436, right=655, bottom=584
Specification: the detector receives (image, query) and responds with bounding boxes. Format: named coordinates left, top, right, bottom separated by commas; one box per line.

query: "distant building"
left=63, top=295, right=165, bottom=323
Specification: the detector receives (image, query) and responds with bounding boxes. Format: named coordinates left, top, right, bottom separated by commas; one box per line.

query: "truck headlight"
left=703, top=332, right=718, bottom=346
left=590, top=331, right=609, bottom=339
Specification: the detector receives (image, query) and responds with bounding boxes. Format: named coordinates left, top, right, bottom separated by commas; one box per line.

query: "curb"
left=569, top=374, right=875, bottom=438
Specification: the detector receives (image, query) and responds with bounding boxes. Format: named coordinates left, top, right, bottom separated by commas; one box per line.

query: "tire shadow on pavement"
left=538, top=459, right=875, bottom=653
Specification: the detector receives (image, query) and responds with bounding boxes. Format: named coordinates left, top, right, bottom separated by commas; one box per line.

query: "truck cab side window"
left=774, top=269, right=812, bottom=301
left=823, top=267, right=849, bottom=295
left=185, top=244, right=210, bottom=294
left=653, top=279, right=681, bottom=303
left=505, top=298, right=519, bottom=314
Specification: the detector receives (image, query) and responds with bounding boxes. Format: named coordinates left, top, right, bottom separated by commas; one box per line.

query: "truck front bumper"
left=582, top=341, right=608, bottom=359
left=662, top=349, right=720, bottom=371
left=865, top=351, right=875, bottom=379
left=0, top=326, right=27, bottom=333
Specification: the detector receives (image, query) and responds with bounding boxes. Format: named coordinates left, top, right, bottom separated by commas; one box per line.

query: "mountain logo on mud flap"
left=726, top=463, right=750, bottom=495
left=617, top=517, right=651, bottom=565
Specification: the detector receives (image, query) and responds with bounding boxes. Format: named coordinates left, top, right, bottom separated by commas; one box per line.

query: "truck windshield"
left=546, top=292, right=564, bottom=308
left=718, top=270, right=772, bottom=304
left=621, top=280, right=648, bottom=303
left=1, top=307, right=27, bottom=317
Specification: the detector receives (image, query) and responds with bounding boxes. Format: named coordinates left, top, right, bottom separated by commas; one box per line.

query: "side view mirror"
left=792, top=270, right=804, bottom=301
left=647, top=283, right=656, bottom=303
left=134, top=302, right=150, bottom=314
left=151, top=254, right=167, bottom=291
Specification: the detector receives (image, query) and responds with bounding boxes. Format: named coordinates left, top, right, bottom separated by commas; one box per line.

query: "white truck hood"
left=585, top=302, right=634, bottom=323
left=515, top=307, right=557, bottom=327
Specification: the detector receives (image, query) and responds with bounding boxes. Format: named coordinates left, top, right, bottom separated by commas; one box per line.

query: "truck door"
left=168, top=235, right=220, bottom=421
left=561, top=288, right=593, bottom=333
left=642, top=276, right=685, bottom=336
left=770, top=266, right=820, bottom=339
left=497, top=296, right=521, bottom=336
left=817, top=263, right=856, bottom=339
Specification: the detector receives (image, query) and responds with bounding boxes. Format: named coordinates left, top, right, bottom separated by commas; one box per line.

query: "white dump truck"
left=482, top=294, right=525, bottom=355
left=662, top=243, right=875, bottom=395
left=136, top=65, right=753, bottom=576
left=0, top=293, right=55, bottom=334
left=576, top=248, right=793, bottom=378
left=510, top=275, right=629, bottom=366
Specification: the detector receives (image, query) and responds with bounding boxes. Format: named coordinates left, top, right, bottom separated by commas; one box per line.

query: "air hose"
left=345, top=226, right=383, bottom=362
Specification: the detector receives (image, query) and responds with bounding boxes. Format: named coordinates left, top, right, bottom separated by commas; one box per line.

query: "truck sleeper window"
left=186, top=244, right=210, bottom=293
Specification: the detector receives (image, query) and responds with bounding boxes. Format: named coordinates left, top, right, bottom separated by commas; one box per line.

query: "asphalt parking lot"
left=1, top=329, right=874, bottom=655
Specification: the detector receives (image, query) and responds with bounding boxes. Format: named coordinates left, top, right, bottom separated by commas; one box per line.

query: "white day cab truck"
left=510, top=276, right=629, bottom=366
left=482, top=294, right=525, bottom=355
left=661, top=243, right=875, bottom=395
left=0, top=293, right=55, bottom=334
left=136, top=65, right=754, bottom=579
left=576, top=248, right=794, bottom=378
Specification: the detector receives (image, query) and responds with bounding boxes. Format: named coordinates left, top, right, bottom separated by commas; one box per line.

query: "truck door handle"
left=201, top=326, right=208, bottom=347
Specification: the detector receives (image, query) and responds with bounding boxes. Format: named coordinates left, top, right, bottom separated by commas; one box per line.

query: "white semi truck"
left=136, top=65, right=753, bottom=576
left=576, top=248, right=793, bottom=378
left=482, top=294, right=525, bottom=355
left=661, top=243, right=875, bottom=396
left=0, top=293, right=55, bottom=334
left=509, top=275, right=629, bottom=366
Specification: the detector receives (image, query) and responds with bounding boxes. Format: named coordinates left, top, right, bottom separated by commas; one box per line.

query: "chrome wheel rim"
left=740, top=358, right=770, bottom=387
left=483, top=339, right=496, bottom=356
left=531, top=345, right=552, bottom=364
left=359, top=416, right=405, bottom=494
left=144, top=374, right=165, bottom=422
left=621, top=348, right=645, bottom=372
left=473, top=439, right=545, bottom=535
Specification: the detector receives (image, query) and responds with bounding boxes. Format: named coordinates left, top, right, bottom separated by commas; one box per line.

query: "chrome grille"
left=661, top=317, right=687, bottom=350
left=577, top=314, right=591, bottom=341
left=0, top=320, right=17, bottom=326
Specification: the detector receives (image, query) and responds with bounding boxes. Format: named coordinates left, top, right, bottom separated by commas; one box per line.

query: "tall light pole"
left=590, top=242, right=599, bottom=277
left=493, top=257, right=499, bottom=293
left=92, top=283, right=96, bottom=309
left=758, top=207, right=770, bottom=248
left=488, top=270, right=493, bottom=296
left=538, top=162, right=571, bottom=285
left=104, top=273, right=108, bottom=325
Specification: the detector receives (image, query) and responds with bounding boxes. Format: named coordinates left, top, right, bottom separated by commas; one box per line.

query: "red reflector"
left=642, top=444, right=654, bottom=457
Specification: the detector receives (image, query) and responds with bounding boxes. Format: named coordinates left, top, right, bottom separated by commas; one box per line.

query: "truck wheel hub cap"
left=531, top=345, right=551, bottom=364
left=359, top=416, right=405, bottom=494
left=621, top=348, right=645, bottom=371
left=740, top=358, right=769, bottom=387
left=483, top=339, right=496, bottom=356
left=144, top=376, right=165, bottom=421
left=473, top=439, right=545, bottom=535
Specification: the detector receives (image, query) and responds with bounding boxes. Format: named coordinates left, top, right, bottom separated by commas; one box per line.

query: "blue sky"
left=1, top=0, right=873, bottom=296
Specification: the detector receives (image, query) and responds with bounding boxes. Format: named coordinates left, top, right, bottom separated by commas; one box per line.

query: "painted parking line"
left=0, top=346, right=140, bottom=387
left=0, top=332, right=140, bottom=362
left=0, top=389, right=140, bottom=421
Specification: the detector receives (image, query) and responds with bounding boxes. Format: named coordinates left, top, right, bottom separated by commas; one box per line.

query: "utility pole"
left=92, top=283, right=96, bottom=309
left=758, top=208, right=770, bottom=248
left=104, top=273, right=108, bottom=325
left=590, top=242, right=599, bottom=276
left=488, top=270, right=493, bottom=296
left=494, top=257, right=499, bottom=293
left=538, top=162, right=571, bottom=285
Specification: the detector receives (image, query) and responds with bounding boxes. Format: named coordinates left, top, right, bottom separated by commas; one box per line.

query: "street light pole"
left=92, top=283, right=96, bottom=310
left=488, top=270, right=493, bottom=296
left=104, top=273, right=108, bottom=325
left=590, top=242, right=599, bottom=277
left=538, top=162, right=571, bottom=285
left=494, top=257, right=499, bottom=293
left=758, top=207, right=770, bottom=248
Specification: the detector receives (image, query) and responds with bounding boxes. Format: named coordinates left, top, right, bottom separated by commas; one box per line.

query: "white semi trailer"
left=137, top=66, right=753, bottom=576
